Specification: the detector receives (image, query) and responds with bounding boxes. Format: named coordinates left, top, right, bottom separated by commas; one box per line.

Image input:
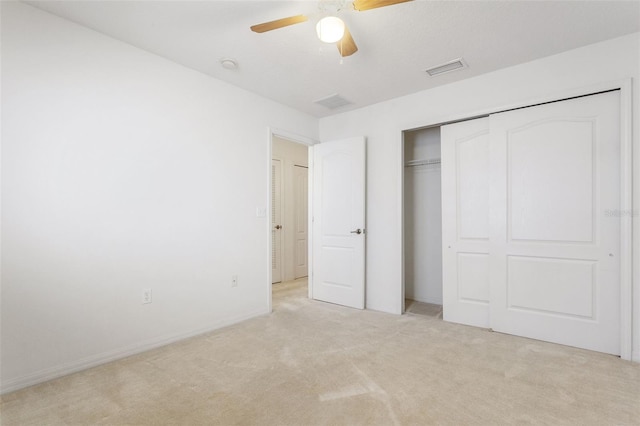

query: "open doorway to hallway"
left=272, top=277, right=308, bottom=311
left=271, top=136, right=309, bottom=295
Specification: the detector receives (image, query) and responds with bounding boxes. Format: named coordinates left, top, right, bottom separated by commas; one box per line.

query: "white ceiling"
left=26, top=0, right=640, bottom=118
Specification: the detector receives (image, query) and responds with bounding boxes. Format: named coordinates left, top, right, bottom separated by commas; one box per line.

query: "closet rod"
left=405, top=158, right=441, bottom=167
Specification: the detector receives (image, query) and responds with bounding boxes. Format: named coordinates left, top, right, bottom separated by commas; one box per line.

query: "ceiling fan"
left=250, top=0, right=413, bottom=57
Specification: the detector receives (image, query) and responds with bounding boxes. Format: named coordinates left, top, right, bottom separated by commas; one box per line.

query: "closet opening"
left=398, top=85, right=632, bottom=359
left=403, top=126, right=443, bottom=319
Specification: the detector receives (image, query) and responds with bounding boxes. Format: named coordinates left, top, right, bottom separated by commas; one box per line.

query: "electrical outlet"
left=142, top=288, right=152, bottom=304
left=231, top=275, right=238, bottom=287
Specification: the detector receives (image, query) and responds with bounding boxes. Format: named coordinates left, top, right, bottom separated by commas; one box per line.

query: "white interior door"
left=489, top=91, right=621, bottom=355
left=441, top=118, right=491, bottom=328
left=294, top=165, right=308, bottom=279
left=271, top=159, right=283, bottom=284
left=312, top=137, right=366, bottom=309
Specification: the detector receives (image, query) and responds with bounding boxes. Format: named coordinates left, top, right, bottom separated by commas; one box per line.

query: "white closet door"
left=441, top=117, right=491, bottom=328
left=489, top=91, right=620, bottom=355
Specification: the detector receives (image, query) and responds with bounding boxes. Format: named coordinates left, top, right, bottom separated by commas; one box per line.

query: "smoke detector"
left=220, top=58, right=238, bottom=70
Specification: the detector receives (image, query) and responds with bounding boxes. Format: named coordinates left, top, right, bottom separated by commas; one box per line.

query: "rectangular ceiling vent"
left=425, top=58, right=467, bottom=77
left=314, top=93, right=352, bottom=110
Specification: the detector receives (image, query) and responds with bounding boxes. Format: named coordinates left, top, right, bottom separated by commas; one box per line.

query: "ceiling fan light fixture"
left=316, top=16, right=345, bottom=43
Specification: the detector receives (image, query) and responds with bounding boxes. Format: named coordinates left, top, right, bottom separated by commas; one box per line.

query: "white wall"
left=319, top=33, right=640, bottom=361
left=404, top=127, right=442, bottom=305
left=272, top=136, right=309, bottom=282
left=0, top=2, right=318, bottom=392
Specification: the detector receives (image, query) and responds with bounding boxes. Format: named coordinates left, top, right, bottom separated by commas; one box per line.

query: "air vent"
left=425, top=58, right=467, bottom=77
left=313, top=93, right=352, bottom=110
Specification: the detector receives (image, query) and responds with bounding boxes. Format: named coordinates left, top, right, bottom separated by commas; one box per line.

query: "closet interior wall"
left=404, top=127, right=443, bottom=306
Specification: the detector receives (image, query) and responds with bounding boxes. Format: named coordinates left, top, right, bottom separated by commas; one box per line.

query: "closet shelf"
left=405, top=158, right=441, bottom=167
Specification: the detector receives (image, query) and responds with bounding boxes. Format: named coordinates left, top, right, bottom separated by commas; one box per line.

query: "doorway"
left=271, top=136, right=310, bottom=287
left=269, top=133, right=367, bottom=312
left=403, top=126, right=443, bottom=319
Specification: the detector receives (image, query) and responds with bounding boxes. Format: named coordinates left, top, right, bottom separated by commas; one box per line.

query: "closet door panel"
left=456, top=253, right=490, bottom=303
left=509, top=120, right=594, bottom=242
left=441, top=117, right=491, bottom=328
left=458, top=135, right=490, bottom=239
left=489, top=91, right=620, bottom=355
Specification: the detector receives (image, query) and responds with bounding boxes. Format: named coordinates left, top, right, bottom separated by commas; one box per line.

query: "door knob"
left=275, top=225, right=282, bottom=230
left=350, top=228, right=363, bottom=235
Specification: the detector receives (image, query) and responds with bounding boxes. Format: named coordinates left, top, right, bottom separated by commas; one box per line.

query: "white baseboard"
left=0, top=308, right=269, bottom=395
left=632, top=349, right=640, bottom=363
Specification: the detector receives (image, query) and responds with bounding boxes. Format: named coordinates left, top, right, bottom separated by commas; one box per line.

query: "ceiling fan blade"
left=250, top=15, right=308, bottom=33
left=337, top=25, right=358, bottom=57
left=352, top=0, right=412, bottom=12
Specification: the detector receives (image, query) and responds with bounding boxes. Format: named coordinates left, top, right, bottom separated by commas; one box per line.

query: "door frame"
left=267, top=128, right=317, bottom=313
left=399, top=79, right=634, bottom=360
left=271, top=158, right=283, bottom=284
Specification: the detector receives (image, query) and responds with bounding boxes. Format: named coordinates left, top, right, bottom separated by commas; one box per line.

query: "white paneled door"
left=489, top=92, right=620, bottom=355
left=271, top=159, right=283, bottom=284
left=312, top=137, right=366, bottom=309
left=441, top=117, right=491, bottom=328
left=441, top=91, right=621, bottom=355
left=293, top=165, right=308, bottom=279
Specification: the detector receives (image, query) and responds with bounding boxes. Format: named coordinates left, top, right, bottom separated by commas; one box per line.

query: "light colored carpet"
left=1, top=278, right=639, bottom=425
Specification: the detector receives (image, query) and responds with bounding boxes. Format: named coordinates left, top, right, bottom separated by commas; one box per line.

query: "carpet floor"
left=1, top=278, right=639, bottom=425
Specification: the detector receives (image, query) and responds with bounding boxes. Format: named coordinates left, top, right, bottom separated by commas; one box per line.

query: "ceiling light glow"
left=316, top=16, right=345, bottom=43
